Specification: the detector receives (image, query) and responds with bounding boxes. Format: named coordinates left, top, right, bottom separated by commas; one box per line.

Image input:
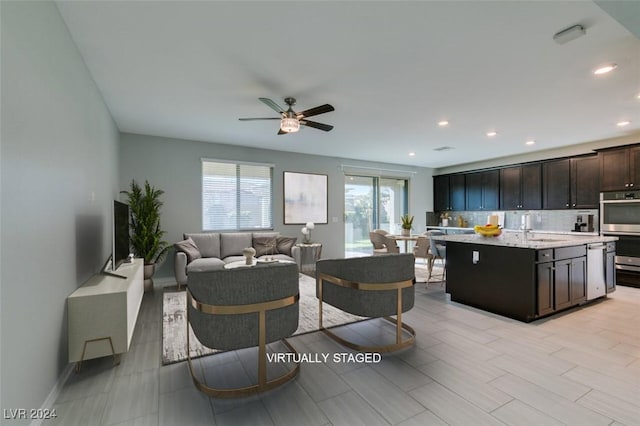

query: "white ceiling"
left=55, top=1, right=640, bottom=169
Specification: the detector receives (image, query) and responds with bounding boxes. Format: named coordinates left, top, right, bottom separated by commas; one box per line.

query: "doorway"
left=344, top=175, right=408, bottom=257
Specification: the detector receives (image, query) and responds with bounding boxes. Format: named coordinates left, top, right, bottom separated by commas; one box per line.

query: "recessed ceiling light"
left=593, top=64, right=618, bottom=75
left=636, top=93, right=640, bottom=99
left=525, top=140, right=536, bottom=146
left=486, top=131, right=498, bottom=137
left=438, top=120, right=449, bottom=127
left=409, top=152, right=416, bottom=156
left=617, top=121, right=630, bottom=127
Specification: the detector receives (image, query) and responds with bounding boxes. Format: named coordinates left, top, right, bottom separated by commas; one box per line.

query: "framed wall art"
left=283, top=171, right=328, bottom=224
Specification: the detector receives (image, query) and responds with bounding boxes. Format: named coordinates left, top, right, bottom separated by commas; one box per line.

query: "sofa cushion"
left=220, top=233, right=253, bottom=259
left=184, top=233, right=220, bottom=258
left=174, top=237, right=202, bottom=263
left=258, top=254, right=295, bottom=262
left=276, top=236, right=297, bottom=256
left=222, top=255, right=246, bottom=264
left=252, top=231, right=279, bottom=240
left=253, top=236, right=278, bottom=257
left=187, top=257, right=226, bottom=272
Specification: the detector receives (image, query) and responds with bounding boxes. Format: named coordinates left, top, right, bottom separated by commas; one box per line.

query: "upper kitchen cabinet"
left=544, top=157, right=598, bottom=209
left=571, top=155, right=599, bottom=208
left=599, top=144, right=640, bottom=191
left=466, top=170, right=499, bottom=211
left=500, top=164, right=541, bottom=210
left=543, top=159, right=571, bottom=209
left=434, top=174, right=465, bottom=211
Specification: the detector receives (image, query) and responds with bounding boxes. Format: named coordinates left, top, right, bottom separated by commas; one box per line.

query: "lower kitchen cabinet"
left=536, top=246, right=586, bottom=316
left=537, top=262, right=554, bottom=316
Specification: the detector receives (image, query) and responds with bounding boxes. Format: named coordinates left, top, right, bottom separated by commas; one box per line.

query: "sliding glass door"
left=344, top=175, right=408, bottom=257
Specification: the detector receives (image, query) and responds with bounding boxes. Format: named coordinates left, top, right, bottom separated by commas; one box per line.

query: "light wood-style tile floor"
left=46, top=279, right=640, bottom=426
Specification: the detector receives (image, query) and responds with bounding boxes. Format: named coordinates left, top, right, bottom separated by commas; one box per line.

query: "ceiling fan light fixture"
left=280, top=117, right=300, bottom=133
left=593, top=64, right=617, bottom=75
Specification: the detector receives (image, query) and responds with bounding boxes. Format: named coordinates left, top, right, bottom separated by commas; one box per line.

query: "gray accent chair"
left=316, top=253, right=416, bottom=352
left=186, top=262, right=300, bottom=397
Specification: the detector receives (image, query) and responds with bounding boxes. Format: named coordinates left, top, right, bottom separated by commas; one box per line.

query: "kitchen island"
left=437, top=232, right=617, bottom=322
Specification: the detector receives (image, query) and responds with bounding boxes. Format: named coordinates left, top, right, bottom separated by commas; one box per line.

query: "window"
left=202, top=159, right=273, bottom=231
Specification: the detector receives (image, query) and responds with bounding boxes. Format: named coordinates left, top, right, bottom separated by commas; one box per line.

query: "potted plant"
left=121, top=180, right=169, bottom=292
left=400, top=214, right=414, bottom=236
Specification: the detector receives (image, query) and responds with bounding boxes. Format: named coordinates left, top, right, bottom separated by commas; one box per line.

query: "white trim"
left=200, top=157, right=275, bottom=168
left=340, top=163, right=416, bottom=177
left=30, top=363, right=74, bottom=426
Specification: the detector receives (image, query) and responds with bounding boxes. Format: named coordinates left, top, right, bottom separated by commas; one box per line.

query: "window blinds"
left=202, top=160, right=273, bottom=231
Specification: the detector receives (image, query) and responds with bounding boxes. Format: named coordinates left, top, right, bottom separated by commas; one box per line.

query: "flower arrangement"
left=301, top=222, right=315, bottom=244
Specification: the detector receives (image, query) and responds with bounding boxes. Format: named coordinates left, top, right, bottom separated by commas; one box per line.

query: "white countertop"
left=435, top=232, right=617, bottom=249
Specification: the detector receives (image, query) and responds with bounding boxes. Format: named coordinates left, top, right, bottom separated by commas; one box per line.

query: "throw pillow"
left=276, top=236, right=297, bottom=256
left=174, top=237, right=202, bottom=263
left=253, top=236, right=278, bottom=257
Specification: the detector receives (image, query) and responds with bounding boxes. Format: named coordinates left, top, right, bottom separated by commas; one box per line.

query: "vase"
left=143, top=263, right=155, bottom=292
left=401, top=228, right=410, bottom=236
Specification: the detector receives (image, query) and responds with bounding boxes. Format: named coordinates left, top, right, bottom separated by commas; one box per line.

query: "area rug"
left=162, top=273, right=366, bottom=365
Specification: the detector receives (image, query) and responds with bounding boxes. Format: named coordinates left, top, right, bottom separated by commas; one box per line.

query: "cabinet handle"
left=631, top=183, right=635, bottom=187
left=566, top=203, right=569, bottom=207
left=573, top=203, right=576, bottom=207
left=625, top=183, right=630, bottom=187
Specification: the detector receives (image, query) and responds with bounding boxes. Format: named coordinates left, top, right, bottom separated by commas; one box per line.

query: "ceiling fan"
left=239, top=97, right=334, bottom=135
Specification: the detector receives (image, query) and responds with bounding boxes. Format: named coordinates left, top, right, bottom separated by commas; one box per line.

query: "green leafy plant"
left=121, top=180, right=169, bottom=265
left=401, top=214, right=414, bottom=230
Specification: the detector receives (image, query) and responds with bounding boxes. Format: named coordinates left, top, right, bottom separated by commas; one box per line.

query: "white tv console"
left=67, top=258, right=144, bottom=367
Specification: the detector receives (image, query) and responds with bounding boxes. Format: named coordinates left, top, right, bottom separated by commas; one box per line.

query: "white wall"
left=1, top=1, right=119, bottom=415
left=119, top=133, right=434, bottom=277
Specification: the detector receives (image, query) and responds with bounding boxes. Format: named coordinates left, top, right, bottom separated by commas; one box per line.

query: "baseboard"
left=30, top=363, right=74, bottom=426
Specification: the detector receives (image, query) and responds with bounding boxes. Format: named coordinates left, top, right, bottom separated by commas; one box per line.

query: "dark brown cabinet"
left=500, top=164, right=541, bottom=210
left=434, top=174, right=465, bottom=212
left=465, top=170, right=499, bottom=211
left=599, top=145, right=640, bottom=191
left=543, top=159, right=570, bottom=209
left=543, top=156, right=599, bottom=209
left=536, top=245, right=586, bottom=316
left=571, top=155, right=599, bottom=208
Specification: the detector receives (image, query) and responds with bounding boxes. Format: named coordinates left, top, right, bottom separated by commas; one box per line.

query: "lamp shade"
left=280, top=117, right=300, bottom=133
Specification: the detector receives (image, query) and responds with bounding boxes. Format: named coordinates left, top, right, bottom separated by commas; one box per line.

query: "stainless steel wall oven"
left=601, top=191, right=640, bottom=287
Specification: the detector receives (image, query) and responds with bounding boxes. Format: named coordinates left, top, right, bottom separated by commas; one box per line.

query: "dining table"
left=390, top=234, right=421, bottom=253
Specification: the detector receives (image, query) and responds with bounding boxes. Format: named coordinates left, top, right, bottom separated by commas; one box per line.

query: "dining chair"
left=382, top=235, right=400, bottom=254
left=412, top=236, right=432, bottom=266
left=427, top=230, right=446, bottom=282
left=369, top=232, right=388, bottom=255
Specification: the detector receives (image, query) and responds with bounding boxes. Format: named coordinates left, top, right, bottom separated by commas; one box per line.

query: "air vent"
left=433, top=146, right=454, bottom=152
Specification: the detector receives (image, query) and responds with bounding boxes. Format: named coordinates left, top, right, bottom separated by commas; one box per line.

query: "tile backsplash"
left=440, top=209, right=599, bottom=233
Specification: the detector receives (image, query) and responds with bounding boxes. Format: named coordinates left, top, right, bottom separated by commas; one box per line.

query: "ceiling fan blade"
left=259, top=98, right=286, bottom=114
left=239, top=117, right=280, bottom=121
left=300, top=120, right=334, bottom=132
left=277, top=129, right=288, bottom=135
left=298, top=104, right=334, bottom=119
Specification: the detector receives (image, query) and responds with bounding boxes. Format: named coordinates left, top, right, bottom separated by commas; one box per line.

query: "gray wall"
left=1, top=1, right=119, bottom=415
left=119, top=133, right=433, bottom=278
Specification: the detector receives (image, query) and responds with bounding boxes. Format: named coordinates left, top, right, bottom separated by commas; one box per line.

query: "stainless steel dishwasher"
left=587, top=243, right=607, bottom=300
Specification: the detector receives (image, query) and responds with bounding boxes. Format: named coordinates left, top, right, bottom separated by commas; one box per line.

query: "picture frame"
left=283, top=171, right=328, bottom=224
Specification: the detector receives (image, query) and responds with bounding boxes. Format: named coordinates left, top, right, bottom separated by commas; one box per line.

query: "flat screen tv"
left=112, top=200, right=130, bottom=271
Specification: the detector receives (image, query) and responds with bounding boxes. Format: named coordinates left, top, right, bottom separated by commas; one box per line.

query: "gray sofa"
left=174, top=231, right=300, bottom=288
